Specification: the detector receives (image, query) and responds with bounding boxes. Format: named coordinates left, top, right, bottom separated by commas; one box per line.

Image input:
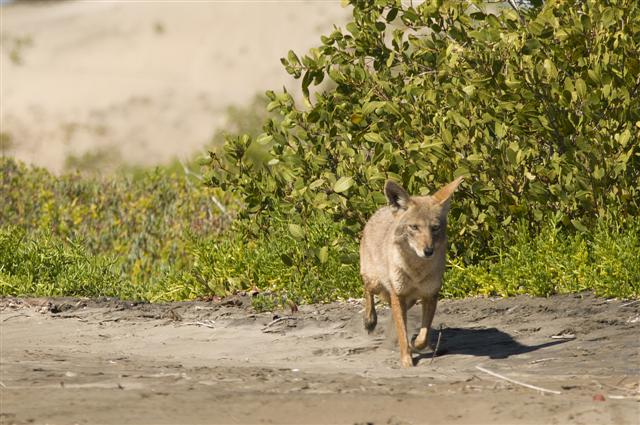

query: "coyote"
left=360, top=177, right=463, bottom=367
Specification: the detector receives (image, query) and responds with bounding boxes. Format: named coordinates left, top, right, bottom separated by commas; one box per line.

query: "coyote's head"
left=384, top=177, right=463, bottom=259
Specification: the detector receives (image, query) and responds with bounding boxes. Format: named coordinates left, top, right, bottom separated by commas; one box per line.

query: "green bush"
left=443, top=214, right=640, bottom=298
left=0, top=227, right=130, bottom=298
left=205, top=0, right=639, bottom=262
left=1, top=158, right=638, bottom=301
left=1, top=158, right=360, bottom=303
left=164, top=211, right=640, bottom=301
left=0, top=158, right=227, bottom=295
left=158, top=213, right=361, bottom=303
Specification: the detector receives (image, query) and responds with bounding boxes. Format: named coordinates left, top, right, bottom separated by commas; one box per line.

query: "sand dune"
left=0, top=1, right=350, bottom=172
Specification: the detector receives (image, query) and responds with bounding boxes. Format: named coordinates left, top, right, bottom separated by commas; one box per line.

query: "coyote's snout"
left=360, top=177, right=463, bottom=367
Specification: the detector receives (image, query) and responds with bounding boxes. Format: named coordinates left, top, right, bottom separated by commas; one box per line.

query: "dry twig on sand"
left=261, top=316, right=297, bottom=332
left=475, top=365, right=562, bottom=395
left=595, top=380, right=640, bottom=395
left=1, top=313, right=29, bottom=322
left=182, top=320, right=216, bottom=328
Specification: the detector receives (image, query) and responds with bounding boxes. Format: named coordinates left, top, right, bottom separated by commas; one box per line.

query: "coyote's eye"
left=408, top=224, right=419, bottom=231
left=431, top=223, right=441, bottom=232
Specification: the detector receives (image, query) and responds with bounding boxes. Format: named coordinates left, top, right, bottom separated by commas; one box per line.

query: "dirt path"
left=1, top=294, right=638, bottom=424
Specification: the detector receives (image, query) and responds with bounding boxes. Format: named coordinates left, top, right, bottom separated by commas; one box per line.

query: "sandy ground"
left=0, top=1, right=349, bottom=172
left=1, top=293, right=638, bottom=424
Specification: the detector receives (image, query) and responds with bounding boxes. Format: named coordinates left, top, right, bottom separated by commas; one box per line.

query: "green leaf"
left=339, top=253, right=357, bottom=265
left=372, top=192, right=387, bottom=204
left=505, top=78, right=522, bottom=89
left=302, top=71, right=313, bottom=98
left=454, top=167, right=470, bottom=179
left=601, top=7, right=616, bottom=28
left=309, top=178, right=325, bottom=190
left=386, top=7, right=398, bottom=22
left=333, top=176, right=355, bottom=193
left=543, top=59, right=558, bottom=80
left=288, top=224, right=305, bottom=240
left=533, top=208, right=543, bottom=221
left=328, top=68, right=343, bottom=83
left=196, top=155, right=212, bottom=166
left=617, top=129, right=631, bottom=147
left=575, top=78, right=587, bottom=98
left=362, top=101, right=385, bottom=116
left=441, top=128, right=452, bottom=144
left=386, top=52, right=395, bottom=68
left=593, top=166, right=604, bottom=180
left=571, top=219, right=588, bottom=233
left=280, top=254, right=294, bottom=267
left=318, top=246, right=329, bottom=264
left=287, top=50, right=300, bottom=66
left=256, top=133, right=273, bottom=146
left=522, top=39, right=542, bottom=54
left=364, top=132, right=384, bottom=144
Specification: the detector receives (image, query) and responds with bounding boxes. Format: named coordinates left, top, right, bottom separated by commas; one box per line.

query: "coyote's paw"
left=411, top=335, right=430, bottom=351
left=400, top=354, right=414, bottom=368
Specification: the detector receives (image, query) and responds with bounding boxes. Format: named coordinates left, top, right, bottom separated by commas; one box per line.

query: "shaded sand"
left=0, top=1, right=349, bottom=172
left=1, top=293, right=638, bottom=424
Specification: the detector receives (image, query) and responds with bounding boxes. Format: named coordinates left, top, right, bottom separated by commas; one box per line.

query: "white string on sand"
left=430, top=325, right=443, bottom=365
left=475, top=365, right=562, bottom=395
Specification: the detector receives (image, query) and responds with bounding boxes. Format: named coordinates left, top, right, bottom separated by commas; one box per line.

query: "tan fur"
left=360, top=177, right=463, bottom=367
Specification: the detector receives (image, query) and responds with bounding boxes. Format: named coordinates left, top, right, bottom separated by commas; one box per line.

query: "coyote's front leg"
left=389, top=290, right=412, bottom=368
left=413, top=296, right=438, bottom=351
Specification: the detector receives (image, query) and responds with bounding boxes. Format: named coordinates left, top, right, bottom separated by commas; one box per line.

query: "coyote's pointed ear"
left=432, top=176, right=464, bottom=208
left=384, top=180, right=411, bottom=210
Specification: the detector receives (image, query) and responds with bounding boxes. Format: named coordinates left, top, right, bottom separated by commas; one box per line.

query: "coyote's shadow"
left=411, top=327, right=568, bottom=362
